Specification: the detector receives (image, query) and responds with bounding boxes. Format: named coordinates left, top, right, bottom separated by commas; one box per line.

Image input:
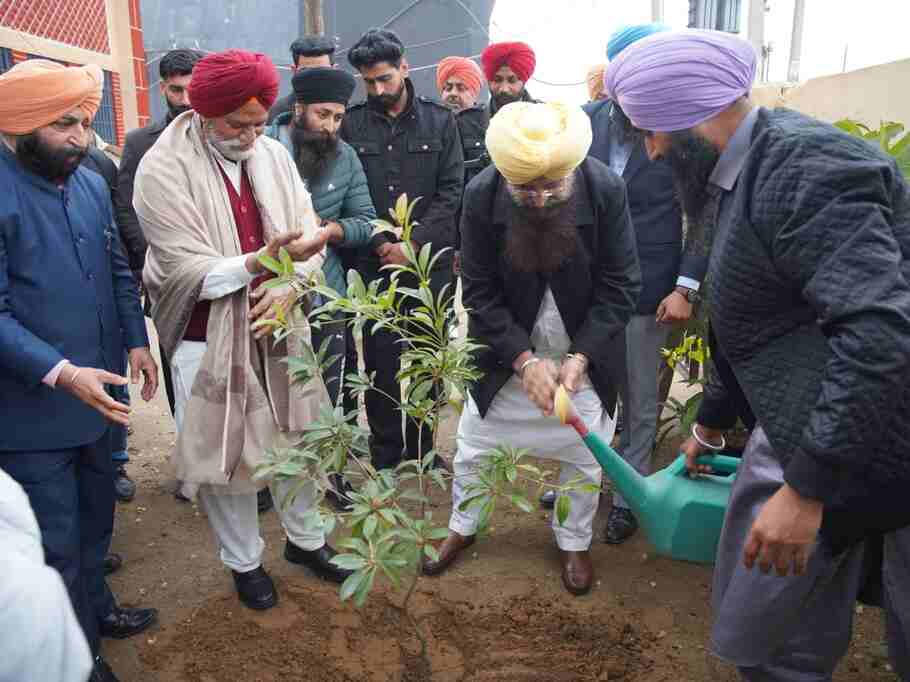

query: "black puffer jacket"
left=698, top=108, right=910, bottom=549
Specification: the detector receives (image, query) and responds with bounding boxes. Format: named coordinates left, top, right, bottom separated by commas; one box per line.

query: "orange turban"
left=188, top=50, right=279, bottom=119
left=586, top=64, right=606, bottom=102
left=436, top=56, right=483, bottom=98
left=481, top=41, right=536, bottom=83
left=0, top=59, right=103, bottom=135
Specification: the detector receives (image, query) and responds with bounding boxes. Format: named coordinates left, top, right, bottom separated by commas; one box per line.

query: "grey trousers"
left=614, top=314, right=670, bottom=509
left=711, top=426, right=910, bottom=681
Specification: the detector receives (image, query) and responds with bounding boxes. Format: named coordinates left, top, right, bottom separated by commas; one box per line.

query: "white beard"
left=208, top=135, right=256, bottom=162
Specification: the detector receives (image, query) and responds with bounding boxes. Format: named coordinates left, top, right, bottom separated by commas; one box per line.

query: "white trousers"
left=449, top=376, right=614, bottom=551
left=172, top=341, right=324, bottom=574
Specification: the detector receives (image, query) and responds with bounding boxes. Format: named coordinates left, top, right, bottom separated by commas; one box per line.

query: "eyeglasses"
left=507, top=177, right=572, bottom=203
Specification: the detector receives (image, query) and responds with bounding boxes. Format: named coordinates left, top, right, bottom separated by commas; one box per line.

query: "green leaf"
left=556, top=494, right=570, bottom=527
left=427, top=526, right=450, bottom=540
left=330, top=554, right=368, bottom=571
left=352, top=568, right=376, bottom=608
left=258, top=254, right=283, bottom=275
left=279, top=246, right=294, bottom=273
left=423, top=544, right=440, bottom=562
left=508, top=493, right=534, bottom=514
left=363, top=514, right=378, bottom=538
left=339, top=568, right=367, bottom=602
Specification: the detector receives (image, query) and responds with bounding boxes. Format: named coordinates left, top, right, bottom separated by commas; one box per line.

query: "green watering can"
left=555, top=386, right=740, bottom=565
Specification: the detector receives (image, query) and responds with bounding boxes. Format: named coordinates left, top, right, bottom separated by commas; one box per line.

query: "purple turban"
left=604, top=29, right=757, bottom=132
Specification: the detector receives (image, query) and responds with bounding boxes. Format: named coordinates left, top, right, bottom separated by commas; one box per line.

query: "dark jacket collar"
left=492, top=166, right=595, bottom=225
left=489, top=87, right=537, bottom=116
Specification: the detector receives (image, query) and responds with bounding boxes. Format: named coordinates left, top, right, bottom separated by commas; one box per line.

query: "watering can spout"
left=554, top=386, right=654, bottom=517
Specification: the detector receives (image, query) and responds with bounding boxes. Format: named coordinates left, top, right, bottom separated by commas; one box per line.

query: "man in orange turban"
left=0, top=58, right=159, bottom=682
left=481, top=41, right=540, bottom=116
left=436, top=56, right=483, bottom=112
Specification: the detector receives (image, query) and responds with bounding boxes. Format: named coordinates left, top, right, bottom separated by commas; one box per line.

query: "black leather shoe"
left=114, top=465, right=136, bottom=502
left=604, top=506, right=639, bottom=544
left=89, top=656, right=119, bottom=682
left=540, top=489, right=557, bottom=509
left=257, top=488, right=274, bottom=513
left=324, top=473, right=355, bottom=512
left=284, top=541, right=353, bottom=584
left=232, top=566, right=278, bottom=610
left=99, top=605, right=158, bottom=639
left=103, top=552, right=123, bottom=576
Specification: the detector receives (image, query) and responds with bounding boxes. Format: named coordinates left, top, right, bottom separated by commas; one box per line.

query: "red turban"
left=436, top=56, right=483, bottom=98
left=188, top=49, right=279, bottom=118
left=480, top=41, right=536, bottom=83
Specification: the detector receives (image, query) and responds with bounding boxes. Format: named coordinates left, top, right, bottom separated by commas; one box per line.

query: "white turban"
left=485, top=101, right=592, bottom=185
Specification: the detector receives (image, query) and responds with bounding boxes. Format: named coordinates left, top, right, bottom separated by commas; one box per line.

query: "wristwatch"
left=675, top=285, right=701, bottom=304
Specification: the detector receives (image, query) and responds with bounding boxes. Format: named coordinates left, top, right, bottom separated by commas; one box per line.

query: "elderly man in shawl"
left=607, top=30, right=910, bottom=680
left=134, top=50, right=352, bottom=612
left=0, top=59, right=159, bottom=682
left=423, top=101, right=641, bottom=595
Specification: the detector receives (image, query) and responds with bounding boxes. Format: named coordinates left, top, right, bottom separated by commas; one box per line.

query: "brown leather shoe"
left=559, top=549, right=593, bottom=596
left=421, top=531, right=475, bottom=576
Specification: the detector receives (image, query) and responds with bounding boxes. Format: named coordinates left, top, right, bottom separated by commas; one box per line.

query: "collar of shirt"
left=208, top=143, right=243, bottom=192
left=708, top=106, right=760, bottom=192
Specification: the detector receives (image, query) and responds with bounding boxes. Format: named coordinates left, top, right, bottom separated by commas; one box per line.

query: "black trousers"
left=310, top=310, right=358, bottom=415
left=1, top=431, right=117, bottom=654
left=361, top=266, right=451, bottom=470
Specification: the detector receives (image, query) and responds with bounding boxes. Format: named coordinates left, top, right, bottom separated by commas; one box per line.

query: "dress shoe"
left=114, top=465, right=136, bottom=502
left=89, top=656, right=119, bottom=682
left=232, top=566, right=278, bottom=610
left=257, top=488, right=274, bottom=513
left=99, top=605, right=158, bottom=639
left=174, top=481, right=190, bottom=503
left=604, top=506, right=639, bottom=545
left=285, top=541, right=353, bottom=584
left=103, top=552, right=123, bottom=576
left=539, top=489, right=557, bottom=509
left=324, top=473, right=355, bottom=512
left=421, top=531, right=475, bottom=576
left=559, top=549, right=593, bottom=596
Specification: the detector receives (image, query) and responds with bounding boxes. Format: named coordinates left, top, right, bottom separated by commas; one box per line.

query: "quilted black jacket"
left=697, top=108, right=910, bottom=548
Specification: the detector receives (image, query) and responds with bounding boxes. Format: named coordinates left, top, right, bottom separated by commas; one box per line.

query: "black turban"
left=292, top=67, right=356, bottom=106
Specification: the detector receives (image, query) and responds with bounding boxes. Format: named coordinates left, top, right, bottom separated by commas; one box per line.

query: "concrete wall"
left=752, top=58, right=910, bottom=126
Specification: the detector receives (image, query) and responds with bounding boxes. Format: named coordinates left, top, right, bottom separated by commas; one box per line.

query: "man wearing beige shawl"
left=134, top=50, right=351, bottom=611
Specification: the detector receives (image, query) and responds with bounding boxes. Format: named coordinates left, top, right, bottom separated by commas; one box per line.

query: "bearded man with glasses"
left=422, top=101, right=641, bottom=595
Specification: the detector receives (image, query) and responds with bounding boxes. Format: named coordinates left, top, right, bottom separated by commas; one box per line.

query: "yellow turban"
left=0, top=59, right=104, bottom=135
left=485, top=101, right=592, bottom=185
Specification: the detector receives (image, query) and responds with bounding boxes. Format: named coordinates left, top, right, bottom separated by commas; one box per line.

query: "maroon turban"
left=188, top=49, right=279, bottom=118
left=480, top=41, right=536, bottom=83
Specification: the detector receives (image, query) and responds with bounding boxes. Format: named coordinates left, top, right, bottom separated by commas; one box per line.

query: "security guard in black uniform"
left=341, top=29, right=464, bottom=472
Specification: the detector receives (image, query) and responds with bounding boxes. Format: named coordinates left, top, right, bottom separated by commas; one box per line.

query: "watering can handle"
left=670, top=453, right=741, bottom=476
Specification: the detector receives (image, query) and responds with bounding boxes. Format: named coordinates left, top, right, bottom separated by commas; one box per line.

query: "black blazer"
left=115, top=115, right=172, bottom=274
left=460, top=157, right=641, bottom=417
left=584, top=99, right=704, bottom=313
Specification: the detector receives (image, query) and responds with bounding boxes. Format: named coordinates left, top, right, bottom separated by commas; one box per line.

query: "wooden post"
left=303, top=0, right=325, bottom=35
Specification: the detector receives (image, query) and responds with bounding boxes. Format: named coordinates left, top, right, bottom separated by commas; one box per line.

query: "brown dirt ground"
left=102, top=349, right=899, bottom=681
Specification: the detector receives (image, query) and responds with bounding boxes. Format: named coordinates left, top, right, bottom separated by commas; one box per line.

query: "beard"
left=368, top=80, right=406, bottom=112
left=291, top=120, right=339, bottom=182
left=443, top=96, right=464, bottom=111
left=492, top=89, right=523, bottom=108
left=504, top=192, right=580, bottom=274
left=166, top=100, right=191, bottom=119
left=16, top=132, right=86, bottom=181
left=208, top=133, right=256, bottom=162
left=665, top=129, right=721, bottom=221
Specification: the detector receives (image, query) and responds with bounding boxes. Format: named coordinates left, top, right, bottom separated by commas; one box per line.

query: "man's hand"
left=128, top=347, right=158, bottom=402
left=285, top=229, right=330, bottom=262
left=323, top=221, right=345, bottom=244
left=559, top=354, right=588, bottom=392
left=249, top=283, right=298, bottom=339
left=744, top=483, right=823, bottom=576
left=245, top=231, right=304, bottom=274
left=655, top=290, right=693, bottom=324
left=681, top=423, right=725, bottom=475
left=380, top=242, right=413, bottom=267
left=520, top=358, right=559, bottom=416
left=60, top=364, right=131, bottom=426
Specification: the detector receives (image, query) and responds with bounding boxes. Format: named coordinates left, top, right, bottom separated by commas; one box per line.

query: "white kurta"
left=171, top=154, right=325, bottom=573
left=450, top=288, right=615, bottom=551
left=0, top=470, right=92, bottom=682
